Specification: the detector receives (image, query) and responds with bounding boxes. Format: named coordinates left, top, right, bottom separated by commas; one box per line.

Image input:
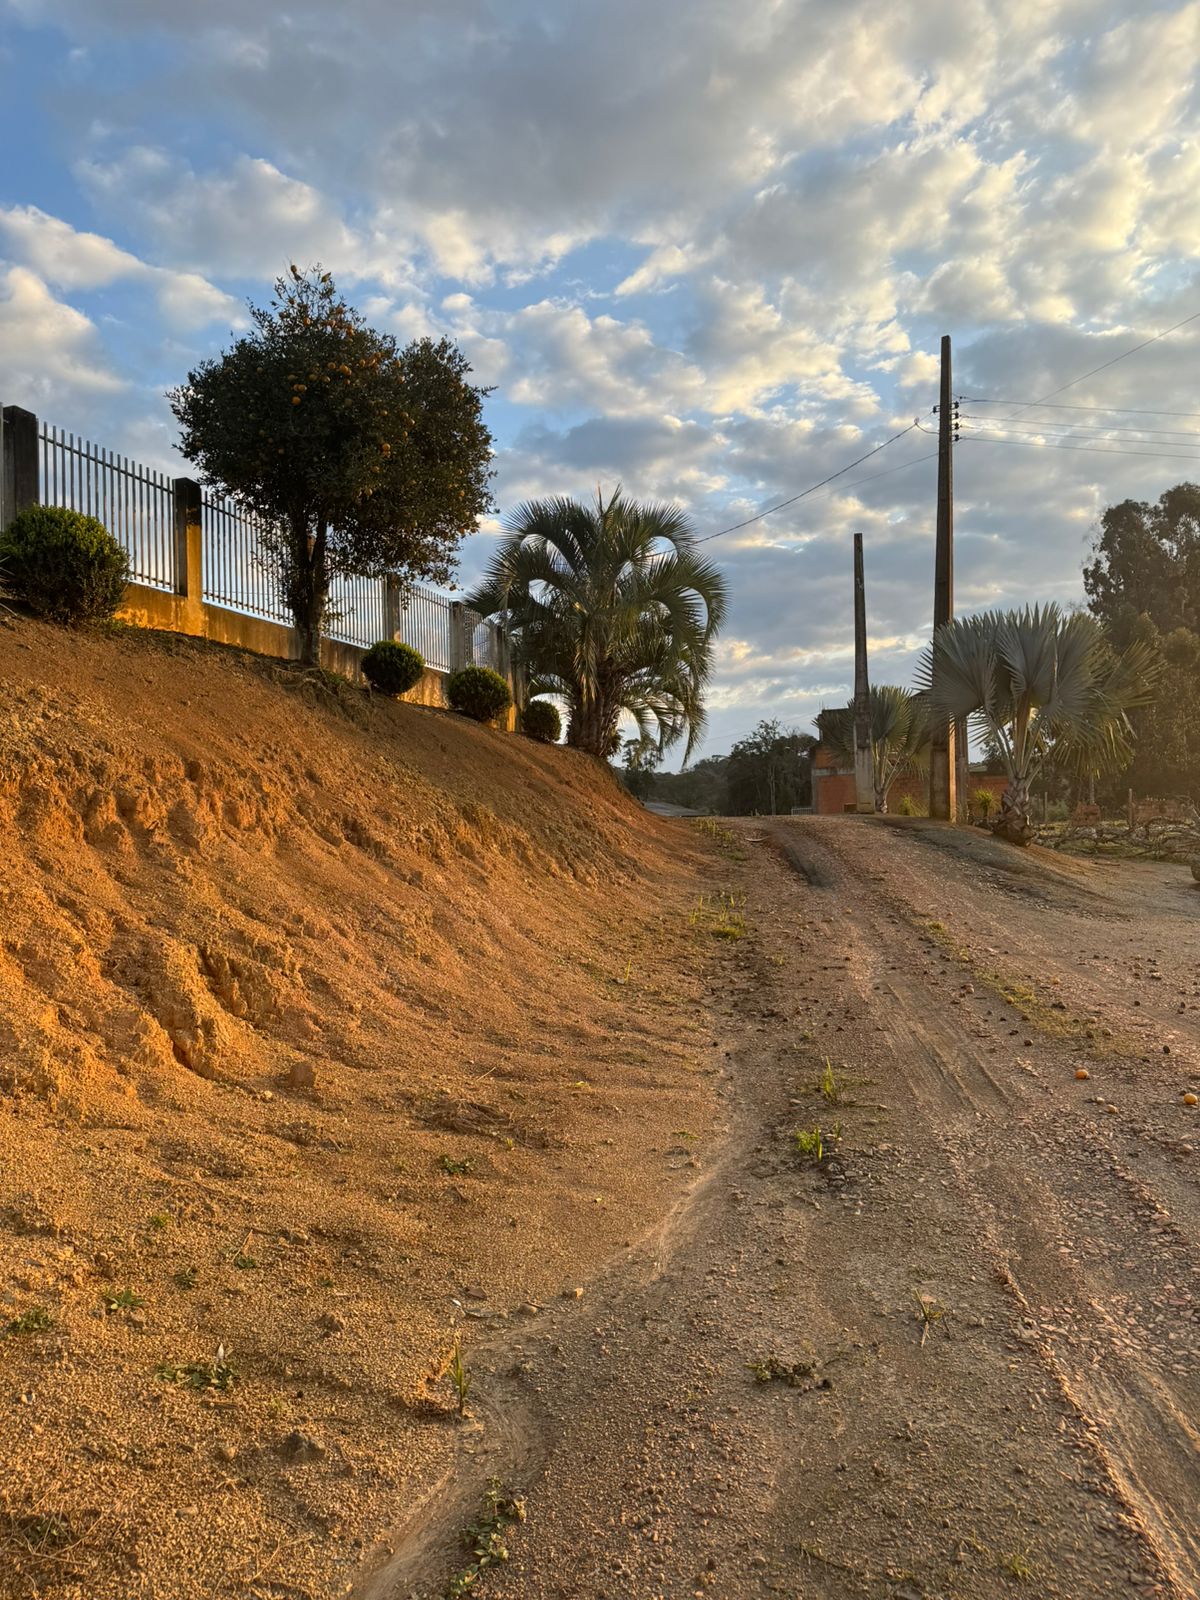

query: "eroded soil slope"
left=0, top=619, right=721, bottom=1600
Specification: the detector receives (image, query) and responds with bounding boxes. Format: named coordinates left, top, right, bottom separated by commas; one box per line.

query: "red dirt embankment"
left=0, top=619, right=717, bottom=1599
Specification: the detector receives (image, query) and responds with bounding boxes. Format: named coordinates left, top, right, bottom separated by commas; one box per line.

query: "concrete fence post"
left=171, top=477, right=205, bottom=632
left=448, top=600, right=470, bottom=672
left=1, top=405, right=39, bottom=531
left=384, top=574, right=402, bottom=640
left=511, top=659, right=526, bottom=732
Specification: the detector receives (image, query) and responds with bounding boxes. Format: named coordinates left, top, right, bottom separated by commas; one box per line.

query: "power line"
left=958, top=430, right=1200, bottom=463
left=812, top=447, right=939, bottom=500
left=688, top=446, right=939, bottom=553
left=957, top=412, right=1200, bottom=442
left=965, top=307, right=1200, bottom=424
left=696, top=420, right=921, bottom=544
left=726, top=445, right=940, bottom=521
left=957, top=395, right=1200, bottom=421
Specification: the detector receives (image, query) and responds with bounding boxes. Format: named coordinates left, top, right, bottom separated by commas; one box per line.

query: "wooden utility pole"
left=928, top=334, right=956, bottom=821
left=852, top=532, right=874, bottom=814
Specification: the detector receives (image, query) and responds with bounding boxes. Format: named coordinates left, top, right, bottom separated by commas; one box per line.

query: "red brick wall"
left=811, top=745, right=1007, bottom=816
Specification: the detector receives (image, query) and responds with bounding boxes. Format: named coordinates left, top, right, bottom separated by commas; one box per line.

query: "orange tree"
left=170, top=266, right=494, bottom=663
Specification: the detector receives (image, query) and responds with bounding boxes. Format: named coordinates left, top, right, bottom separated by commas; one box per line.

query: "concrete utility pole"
left=852, top=531, right=875, bottom=814
left=928, top=334, right=956, bottom=821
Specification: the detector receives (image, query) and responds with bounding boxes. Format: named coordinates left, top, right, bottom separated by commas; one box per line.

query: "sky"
left=1, top=0, right=1198, bottom=761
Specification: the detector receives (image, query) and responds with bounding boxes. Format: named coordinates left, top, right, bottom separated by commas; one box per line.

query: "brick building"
left=809, top=739, right=1008, bottom=817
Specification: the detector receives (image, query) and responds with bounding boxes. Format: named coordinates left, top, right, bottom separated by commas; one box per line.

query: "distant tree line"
left=1084, top=482, right=1200, bottom=803
left=620, top=718, right=816, bottom=814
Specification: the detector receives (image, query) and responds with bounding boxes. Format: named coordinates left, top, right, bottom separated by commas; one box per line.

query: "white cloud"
left=1067, top=3, right=1200, bottom=148
left=0, top=266, right=124, bottom=404
left=0, top=204, right=143, bottom=288
left=0, top=204, right=242, bottom=330
left=76, top=150, right=367, bottom=282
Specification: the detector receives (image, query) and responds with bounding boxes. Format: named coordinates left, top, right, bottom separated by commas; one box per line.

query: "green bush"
left=522, top=698, right=561, bottom=743
left=0, top=505, right=129, bottom=625
left=447, top=664, right=512, bottom=723
left=362, top=639, right=425, bottom=696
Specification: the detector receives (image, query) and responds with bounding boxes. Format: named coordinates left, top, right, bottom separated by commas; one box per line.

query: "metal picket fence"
left=12, top=405, right=507, bottom=675
left=200, top=492, right=290, bottom=623
left=326, top=571, right=389, bottom=651
left=38, top=421, right=177, bottom=591
left=396, top=581, right=455, bottom=673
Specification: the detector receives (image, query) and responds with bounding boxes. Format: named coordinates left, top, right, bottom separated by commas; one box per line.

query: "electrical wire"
left=695, top=420, right=922, bottom=544
left=957, top=396, right=1200, bottom=421
left=958, top=429, right=1200, bottom=463
left=957, top=413, right=1200, bottom=442
left=722, top=446, right=940, bottom=528
left=959, top=307, right=1200, bottom=424
left=807, top=448, right=939, bottom=501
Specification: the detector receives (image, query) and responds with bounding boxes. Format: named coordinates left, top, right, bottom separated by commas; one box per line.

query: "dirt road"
left=357, top=817, right=1200, bottom=1600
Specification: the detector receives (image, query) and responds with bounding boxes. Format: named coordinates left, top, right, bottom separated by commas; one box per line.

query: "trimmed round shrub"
left=362, top=639, right=425, bottom=696
left=0, top=505, right=129, bottom=625
left=522, top=698, right=562, bottom=743
left=447, top=664, right=513, bottom=723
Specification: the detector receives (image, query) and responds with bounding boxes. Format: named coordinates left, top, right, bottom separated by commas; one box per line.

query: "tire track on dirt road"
left=770, top=818, right=1200, bottom=1598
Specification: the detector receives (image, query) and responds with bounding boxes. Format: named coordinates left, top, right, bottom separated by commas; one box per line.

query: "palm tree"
left=820, top=686, right=930, bottom=813
left=468, top=490, right=727, bottom=759
left=921, top=604, right=1159, bottom=844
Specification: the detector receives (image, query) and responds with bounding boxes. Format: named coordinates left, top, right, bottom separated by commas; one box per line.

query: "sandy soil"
left=0, top=618, right=722, bottom=1599
left=355, top=817, right=1200, bottom=1600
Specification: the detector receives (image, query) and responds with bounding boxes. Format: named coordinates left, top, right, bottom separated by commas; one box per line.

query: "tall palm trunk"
left=575, top=693, right=622, bottom=759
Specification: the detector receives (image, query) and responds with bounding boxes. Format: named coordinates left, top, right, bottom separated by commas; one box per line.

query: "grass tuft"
left=792, top=1123, right=841, bottom=1166
left=155, top=1347, right=236, bottom=1392
left=444, top=1479, right=526, bottom=1598
left=102, top=1288, right=144, bottom=1313
left=448, top=1331, right=472, bottom=1417
left=5, top=1306, right=54, bottom=1337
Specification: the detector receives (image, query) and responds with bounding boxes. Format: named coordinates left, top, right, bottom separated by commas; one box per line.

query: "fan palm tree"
left=467, top=490, right=727, bottom=759
left=920, top=604, right=1159, bottom=844
left=820, top=686, right=930, bottom=813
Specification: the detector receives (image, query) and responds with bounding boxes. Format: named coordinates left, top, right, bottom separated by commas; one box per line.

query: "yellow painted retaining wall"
left=116, top=579, right=454, bottom=709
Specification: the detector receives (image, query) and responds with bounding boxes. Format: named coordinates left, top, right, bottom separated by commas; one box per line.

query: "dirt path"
left=355, top=817, right=1200, bottom=1600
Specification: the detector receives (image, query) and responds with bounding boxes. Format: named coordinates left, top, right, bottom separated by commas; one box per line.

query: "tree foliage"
left=1084, top=483, right=1200, bottom=642
left=624, top=723, right=814, bottom=814
left=468, top=490, right=727, bottom=759
left=622, top=739, right=663, bottom=799
left=726, top=720, right=815, bottom=815
left=818, top=686, right=930, bottom=813
left=170, top=266, right=494, bottom=663
left=1084, top=482, right=1200, bottom=799
left=921, top=604, right=1159, bottom=843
